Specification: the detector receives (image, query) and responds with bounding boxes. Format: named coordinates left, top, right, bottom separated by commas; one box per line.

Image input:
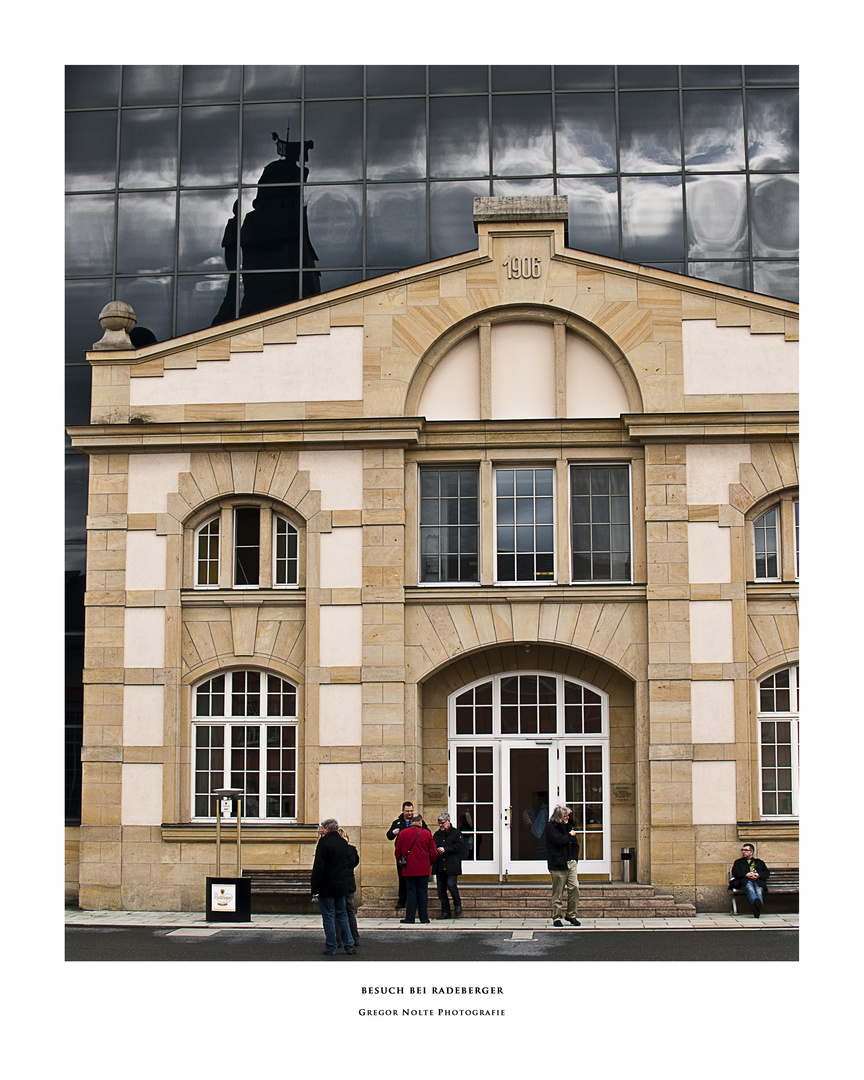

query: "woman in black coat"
left=336, top=828, right=360, bottom=947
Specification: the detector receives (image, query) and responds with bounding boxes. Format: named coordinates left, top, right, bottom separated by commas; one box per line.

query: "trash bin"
left=621, top=847, right=635, bottom=883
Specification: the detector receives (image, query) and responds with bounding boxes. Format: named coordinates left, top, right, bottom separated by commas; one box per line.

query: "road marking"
left=510, top=930, right=535, bottom=940
left=167, top=928, right=221, bottom=937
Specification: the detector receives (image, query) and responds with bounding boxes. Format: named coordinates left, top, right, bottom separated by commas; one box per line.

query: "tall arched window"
left=750, top=493, right=799, bottom=582
left=758, top=665, right=799, bottom=817
left=192, top=670, right=298, bottom=821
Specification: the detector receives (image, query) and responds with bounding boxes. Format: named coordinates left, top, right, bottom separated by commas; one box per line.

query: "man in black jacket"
left=386, top=801, right=416, bottom=909
left=729, top=843, right=770, bottom=918
left=432, top=812, right=463, bottom=919
left=311, top=818, right=357, bottom=954
left=545, top=804, right=581, bottom=927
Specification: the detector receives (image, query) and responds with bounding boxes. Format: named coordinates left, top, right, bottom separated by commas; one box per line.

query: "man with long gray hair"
left=545, top=804, right=581, bottom=927
left=311, top=818, right=357, bottom=955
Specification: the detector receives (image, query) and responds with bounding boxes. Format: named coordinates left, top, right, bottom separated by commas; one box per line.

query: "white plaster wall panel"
left=127, top=453, right=191, bottom=512
left=123, top=685, right=165, bottom=746
left=125, top=531, right=168, bottom=591
left=491, top=322, right=556, bottom=419
left=691, top=681, right=736, bottom=743
left=130, top=327, right=364, bottom=406
left=689, top=600, right=734, bottom=663
left=319, top=606, right=363, bottom=666
left=298, top=450, right=363, bottom=510
left=318, top=762, right=362, bottom=828
left=682, top=321, right=799, bottom=395
left=124, top=607, right=166, bottom=667
left=691, top=761, right=737, bottom=824
left=319, top=528, right=363, bottom=589
left=686, top=444, right=751, bottom=505
left=319, top=684, right=363, bottom=745
left=565, top=332, right=630, bottom=417
left=418, top=334, right=481, bottom=420
left=687, top=522, right=731, bottom=583
left=121, top=763, right=164, bottom=825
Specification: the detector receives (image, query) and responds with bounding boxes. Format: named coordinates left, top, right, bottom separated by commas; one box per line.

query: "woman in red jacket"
left=394, top=817, right=439, bottom=924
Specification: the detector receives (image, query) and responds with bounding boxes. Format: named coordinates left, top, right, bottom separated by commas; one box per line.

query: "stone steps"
left=358, top=882, right=696, bottom=919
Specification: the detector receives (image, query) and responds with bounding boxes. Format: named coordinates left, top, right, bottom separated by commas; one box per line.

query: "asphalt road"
left=66, top=926, right=798, bottom=962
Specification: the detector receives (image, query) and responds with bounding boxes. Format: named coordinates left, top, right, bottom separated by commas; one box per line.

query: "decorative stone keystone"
left=93, top=300, right=137, bottom=350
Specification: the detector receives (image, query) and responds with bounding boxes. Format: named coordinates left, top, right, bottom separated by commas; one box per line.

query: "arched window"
left=751, top=494, right=799, bottom=582
left=192, top=506, right=300, bottom=589
left=757, top=665, right=799, bottom=817
left=192, top=670, right=298, bottom=821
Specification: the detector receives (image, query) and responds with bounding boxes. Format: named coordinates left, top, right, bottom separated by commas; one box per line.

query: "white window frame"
left=192, top=505, right=301, bottom=591
left=568, top=462, right=634, bottom=584
left=273, top=514, right=300, bottom=589
left=757, top=664, right=799, bottom=818
left=493, top=465, right=557, bottom=585
left=194, top=515, right=220, bottom=589
left=191, top=669, right=299, bottom=822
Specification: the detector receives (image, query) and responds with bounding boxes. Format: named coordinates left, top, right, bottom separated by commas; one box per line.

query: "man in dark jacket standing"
left=729, top=843, right=771, bottom=918
left=545, top=804, right=581, bottom=927
left=311, top=818, right=357, bottom=955
left=432, top=812, right=463, bottom=919
left=386, top=801, right=416, bottom=909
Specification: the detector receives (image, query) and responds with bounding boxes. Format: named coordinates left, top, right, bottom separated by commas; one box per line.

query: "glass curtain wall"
left=64, top=64, right=798, bottom=819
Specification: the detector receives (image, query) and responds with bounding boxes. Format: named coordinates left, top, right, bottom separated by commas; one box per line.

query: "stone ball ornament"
left=93, top=300, right=137, bottom=350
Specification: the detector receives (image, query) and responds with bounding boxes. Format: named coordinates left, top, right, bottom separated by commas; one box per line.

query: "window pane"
left=119, top=108, right=178, bottom=188
left=686, top=176, right=749, bottom=259
left=366, top=98, right=426, bottom=180
left=66, top=111, right=118, bottom=191
left=234, top=508, right=260, bottom=587
left=180, top=105, right=239, bottom=186
left=683, top=90, right=745, bottom=171
left=555, top=93, right=616, bottom=174
left=430, top=97, right=489, bottom=178
left=419, top=468, right=480, bottom=582
left=571, top=465, right=631, bottom=581
left=619, top=91, right=681, bottom=171
left=622, top=176, right=684, bottom=261
left=492, top=95, right=553, bottom=176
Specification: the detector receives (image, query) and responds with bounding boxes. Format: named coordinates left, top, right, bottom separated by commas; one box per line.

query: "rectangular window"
left=419, top=467, right=480, bottom=583
left=273, top=516, right=299, bottom=586
left=495, top=467, right=555, bottom=582
left=570, top=464, right=631, bottom=582
left=234, top=507, right=260, bottom=587
left=196, top=517, right=220, bottom=587
left=754, top=507, right=779, bottom=579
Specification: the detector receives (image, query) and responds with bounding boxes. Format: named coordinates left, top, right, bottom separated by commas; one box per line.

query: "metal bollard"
left=621, top=847, right=635, bottom=883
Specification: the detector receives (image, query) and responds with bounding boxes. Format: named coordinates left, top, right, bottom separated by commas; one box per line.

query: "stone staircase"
left=358, top=882, right=696, bottom=919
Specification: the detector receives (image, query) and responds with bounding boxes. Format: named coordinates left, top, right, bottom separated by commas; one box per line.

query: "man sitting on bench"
left=729, top=843, right=771, bottom=918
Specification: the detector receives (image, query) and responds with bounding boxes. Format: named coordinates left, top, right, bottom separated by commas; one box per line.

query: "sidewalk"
left=65, top=908, right=798, bottom=932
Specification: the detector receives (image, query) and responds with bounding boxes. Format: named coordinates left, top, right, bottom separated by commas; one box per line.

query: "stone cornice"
left=625, top=412, right=798, bottom=443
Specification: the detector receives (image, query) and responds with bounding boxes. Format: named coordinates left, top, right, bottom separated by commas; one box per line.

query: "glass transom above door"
left=452, top=672, right=607, bottom=738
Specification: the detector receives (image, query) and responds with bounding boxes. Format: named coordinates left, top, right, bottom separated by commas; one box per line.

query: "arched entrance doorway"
left=448, top=670, right=612, bottom=878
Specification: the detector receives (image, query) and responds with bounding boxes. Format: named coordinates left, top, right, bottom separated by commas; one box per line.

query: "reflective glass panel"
left=750, top=175, right=798, bottom=257
left=302, top=99, right=363, bottom=182
left=117, top=191, right=176, bottom=273
left=430, top=181, right=486, bottom=259
left=243, top=66, right=302, bottom=101
left=304, top=65, right=363, bottom=98
left=65, top=365, right=93, bottom=427
left=752, top=261, right=798, bottom=303
left=305, top=185, right=363, bottom=267
left=366, top=98, right=427, bottom=180
left=176, top=275, right=232, bottom=336
left=682, top=66, right=742, bottom=88
left=114, top=275, right=173, bottom=341
left=492, top=95, right=553, bottom=175
left=430, top=66, right=488, bottom=94
left=66, top=110, right=118, bottom=191
left=66, top=65, right=120, bottom=108
left=618, top=66, right=678, bottom=88
left=621, top=176, right=684, bottom=261
left=180, top=105, right=239, bottom=186
left=559, top=177, right=619, bottom=258
left=430, top=96, right=489, bottom=177
left=242, top=102, right=302, bottom=183
left=182, top=65, right=242, bottom=103
left=746, top=89, right=798, bottom=170
left=65, top=278, right=112, bottom=366
left=745, top=66, right=798, bottom=85
left=689, top=261, right=750, bottom=292
left=491, top=66, right=551, bottom=92
left=686, top=175, right=749, bottom=258
left=366, top=184, right=427, bottom=266
left=555, top=93, right=616, bottom=173
left=554, top=66, right=615, bottom=90
left=66, top=195, right=115, bottom=275
left=619, top=91, right=681, bottom=171
left=367, top=66, right=426, bottom=95
left=119, top=108, right=178, bottom=188
left=178, top=189, right=238, bottom=272
left=121, top=65, right=181, bottom=105
left=683, top=90, right=745, bottom=171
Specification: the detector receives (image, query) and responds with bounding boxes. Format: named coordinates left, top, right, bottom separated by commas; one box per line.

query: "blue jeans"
left=744, top=880, right=765, bottom=908
left=403, top=876, right=430, bottom=923
left=319, top=895, right=354, bottom=953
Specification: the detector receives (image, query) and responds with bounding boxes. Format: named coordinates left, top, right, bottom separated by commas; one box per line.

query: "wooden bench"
left=242, top=868, right=316, bottom=913
left=729, top=867, right=799, bottom=914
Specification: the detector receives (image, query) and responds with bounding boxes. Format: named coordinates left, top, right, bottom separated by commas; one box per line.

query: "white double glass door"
left=448, top=672, right=610, bottom=877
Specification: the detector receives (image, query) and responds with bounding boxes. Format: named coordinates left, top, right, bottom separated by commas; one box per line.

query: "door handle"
left=503, top=805, right=512, bottom=827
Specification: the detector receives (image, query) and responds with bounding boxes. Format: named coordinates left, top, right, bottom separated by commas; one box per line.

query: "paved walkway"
left=65, top=908, right=798, bottom=932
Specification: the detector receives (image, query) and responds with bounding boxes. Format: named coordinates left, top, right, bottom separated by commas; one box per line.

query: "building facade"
left=66, top=195, right=798, bottom=912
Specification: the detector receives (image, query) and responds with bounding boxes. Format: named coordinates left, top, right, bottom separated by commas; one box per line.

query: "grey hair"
left=550, top=805, right=571, bottom=823
left=320, top=818, right=339, bottom=832
left=437, top=812, right=451, bottom=823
